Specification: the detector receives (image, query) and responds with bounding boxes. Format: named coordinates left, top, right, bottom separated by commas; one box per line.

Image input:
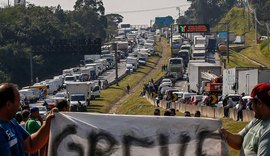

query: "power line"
left=107, top=4, right=190, bottom=14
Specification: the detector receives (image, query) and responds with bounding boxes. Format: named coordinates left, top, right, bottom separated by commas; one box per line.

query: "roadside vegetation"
left=216, top=7, right=270, bottom=68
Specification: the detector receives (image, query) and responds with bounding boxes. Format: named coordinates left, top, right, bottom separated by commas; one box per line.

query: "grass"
left=224, top=51, right=259, bottom=68
left=216, top=7, right=270, bottom=68
left=88, top=37, right=171, bottom=113
left=88, top=36, right=249, bottom=156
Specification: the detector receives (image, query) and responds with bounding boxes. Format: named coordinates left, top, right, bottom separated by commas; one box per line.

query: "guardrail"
left=145, top=93, right=254, bottom=122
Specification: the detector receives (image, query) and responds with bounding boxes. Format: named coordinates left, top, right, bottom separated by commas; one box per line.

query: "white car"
left=54, top=92, right=66, bottom=101
left=126, top=63, right=134, bottom=73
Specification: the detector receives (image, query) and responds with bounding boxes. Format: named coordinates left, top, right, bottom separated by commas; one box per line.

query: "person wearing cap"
left=26, top=107, right=43, bottom=134
left=0, top=83, right=56, bottom=156
left=26, top=107, right=45, bottom=156
left=221, top=83, right=270, bottom=155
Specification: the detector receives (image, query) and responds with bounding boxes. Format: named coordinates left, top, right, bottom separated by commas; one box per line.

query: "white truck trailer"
left=238, top=69, right=270, bottom=95
left=188, top=62, right=221, bottom=93
left=66, top=82, right=91, bottom=107
left=222, top=67, right=255, bottom=96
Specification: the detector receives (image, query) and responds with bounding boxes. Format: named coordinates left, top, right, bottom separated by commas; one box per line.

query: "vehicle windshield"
left=55, top=93, right=65, bottom=98
left=169, top=59, right=182, bottom=64
left=71, top=95, right=85, bottom=101
left=65, top=76, right=75, bottom=81
left=193, top=53, right=205, bottom=57
left=38, top=107, right=47, bottom=111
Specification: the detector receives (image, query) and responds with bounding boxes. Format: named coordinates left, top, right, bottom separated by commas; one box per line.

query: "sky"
left=0, top=0, right=191, bottom=25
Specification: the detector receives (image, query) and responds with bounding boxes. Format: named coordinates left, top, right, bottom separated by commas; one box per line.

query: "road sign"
left=154, top=16, right=174, bottom=28
left=178, top=24, right=210, bottom=33
left=172, top=93, right=178, bottom=102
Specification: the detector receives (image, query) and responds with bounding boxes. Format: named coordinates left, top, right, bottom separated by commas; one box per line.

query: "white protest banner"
left=48, top=113, right=229, bottom=156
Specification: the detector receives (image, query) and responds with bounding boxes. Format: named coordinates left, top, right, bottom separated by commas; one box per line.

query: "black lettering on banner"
left=88, top=130, right=118, bottom=156
left=178, top=132, right=191, bottom=156
left=51, top=125, right=224, bottom=156
left=196, top=130, right=222, bottom=156
left=159, top=134, right=169, bottom=156
left=52, top=125, right=77, bottom=156
left=122, top=134, right=155, bottom=156
left=68, top=143, right=84, bottom=156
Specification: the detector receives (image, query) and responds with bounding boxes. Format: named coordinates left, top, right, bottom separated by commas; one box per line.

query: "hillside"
left=216, top=6, right=270, bottom=68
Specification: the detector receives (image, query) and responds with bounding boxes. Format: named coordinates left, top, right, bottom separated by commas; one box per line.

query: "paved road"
left=97, top=59, right=127, bottom=84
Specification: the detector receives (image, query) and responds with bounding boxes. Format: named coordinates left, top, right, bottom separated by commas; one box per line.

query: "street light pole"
left=254, top=9, right=258, bottom=44
left=170, top=24, right=173, bottom=57
left=226, top=22, right=230, bottom=63
left=30, top=53, right=33, bottom=85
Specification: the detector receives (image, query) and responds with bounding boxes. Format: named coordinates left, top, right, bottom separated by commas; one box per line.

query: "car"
left=190, top=95, right=204, bottom=105
left=54, top=92, right=67, bottom=101
left=216, top=94, right=241, bottom=107
left=44, top=98, right=57, bottom=110
left=161, top=78, right=172, bottom=84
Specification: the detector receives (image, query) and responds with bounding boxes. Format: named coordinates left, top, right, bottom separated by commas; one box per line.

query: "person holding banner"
left=221, top=83, right=270, bottom=155
left=0, top=83, right=56, bottom=156
left=56, top=99, right=70, bottom=112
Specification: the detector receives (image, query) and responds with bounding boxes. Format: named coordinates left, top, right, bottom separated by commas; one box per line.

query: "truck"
left=238, top=69, right=270, bottom=95
left=167, top=58, right=185, bottom=81
left=66, top=82, right=100, bottom=108
left=207, top=38, right=217, bottom=53
left=192, top=50, right=206, bottom=60
left=126, top=56, right=138, bottom=69
left=117, top=41, right=129, bottom=54
left=200, top=72, right=223, bottom=105
left=188, top=62, right=221, bottom=93
left=222, top=67, right=255, bottom=96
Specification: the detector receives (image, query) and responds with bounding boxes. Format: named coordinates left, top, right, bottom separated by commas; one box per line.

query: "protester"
left=127, top=84, right=130, bottom=94
left=237, top=93, right=246, bottom=121
left=20, top=110, right=30, bottom=129
left=26, top=107, right=44, bottom=156
left=153, top=108, right=160, bottom=116
left=184, top=111, right=191, bottom=117
left=224, top=97, right=233, bottom=117
left=164, top=109, right=171, bottom=116
left=0, top=83, right=56, bottom=155
left=170, top=108, right=176, bottom=116
left=15, top=112, right=23, bottom=123
left=221, top=83, right=270, bottom=155
left=56, top=99, right=70, bottom=112
left=194, top=111, right=201, bottom=117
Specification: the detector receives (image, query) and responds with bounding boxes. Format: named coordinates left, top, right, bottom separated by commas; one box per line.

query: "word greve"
left=48, top=113, right=229, bottom=156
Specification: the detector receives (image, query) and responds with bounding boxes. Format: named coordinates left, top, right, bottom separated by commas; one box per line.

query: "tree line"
left=0, top=0, right=123, bottom=86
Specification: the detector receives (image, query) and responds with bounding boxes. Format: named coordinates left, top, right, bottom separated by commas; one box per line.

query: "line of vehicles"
left=19, top=26, right=158, bottom=112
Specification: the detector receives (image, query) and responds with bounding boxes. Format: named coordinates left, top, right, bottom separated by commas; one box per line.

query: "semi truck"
left=167, top=58, right=185, bottom=81
left=238, top=69, right=270, bottom=95
left=188, top=62, right=221, bottom=93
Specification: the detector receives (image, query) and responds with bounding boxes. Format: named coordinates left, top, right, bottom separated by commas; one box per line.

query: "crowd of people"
left=1, top=82, right=270, bottom=155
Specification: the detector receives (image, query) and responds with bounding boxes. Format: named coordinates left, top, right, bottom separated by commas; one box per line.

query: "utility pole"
left=254, top=9, right=258, bottom=44
left=30, top=53, right=33, bottom=85
left=170, top=24, right=173, bottom=57
left=226, top=22, right=230, bottom=64
left=112, top=42, right=119, bottom=86
left=176, top=7, right=181, bottom=21
left=267, top=22, right=269, bottom=52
